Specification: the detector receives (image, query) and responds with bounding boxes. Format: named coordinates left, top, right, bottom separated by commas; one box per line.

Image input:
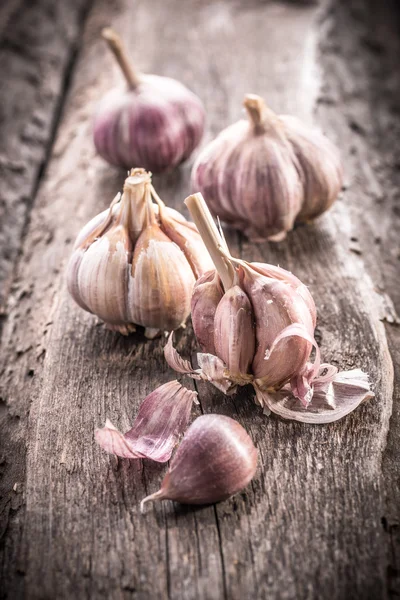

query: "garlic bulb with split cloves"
left=191, top=94, right=343, bottom=241
left=67, top=169, right=214, bottom=337
left=141, top=414, right=257, bottom=509
left=93, top=28, right=205, bottom=173
left=165, top=193, right=373, bottom=424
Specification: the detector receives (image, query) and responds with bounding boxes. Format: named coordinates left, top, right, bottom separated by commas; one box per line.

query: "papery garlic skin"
left=96, top=380, right=197, bottom=462
left=191, top=94, right=343, bottom=241
left=93, top=30, right=205, bottom=173
left=67, top=169, right=213, bottom=336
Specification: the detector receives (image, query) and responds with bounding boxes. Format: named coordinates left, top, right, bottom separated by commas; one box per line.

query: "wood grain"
left=0, top=0, right=399, bottom=598
left=0, top=0, right=90, bottom=315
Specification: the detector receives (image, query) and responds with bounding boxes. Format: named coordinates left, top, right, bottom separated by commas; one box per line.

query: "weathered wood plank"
left=0, top=0, right=399, bottom=599
left=0, top=0, right=90, bottom=316
left=316, top=1, right=400, bottom=595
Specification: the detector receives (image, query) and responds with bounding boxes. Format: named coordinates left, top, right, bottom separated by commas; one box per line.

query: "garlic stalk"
left=93, top=28, right=205, bottom=173
left=67, top=169, right=214, bottom=337
left=191, top=94, right=343, bottom=241
left=140, top=414, right=258, bottom=510
left=164, top=193, right=373, bottom=424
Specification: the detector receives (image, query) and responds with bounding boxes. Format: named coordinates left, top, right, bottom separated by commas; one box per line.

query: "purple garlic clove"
left=214, top=284, right=255, bottom=378
left=141, top=414, right=258, bottom=509
left=191, top=271, right=224, bottom=354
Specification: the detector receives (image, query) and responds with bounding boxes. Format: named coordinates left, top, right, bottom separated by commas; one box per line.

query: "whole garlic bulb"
left=93, top=29, right=205, bottom=173
left=191, top=94, right=343, bottom=241
left=165, top=194, right=373, bottom=424
left=67, top=169, right=213, bottom=337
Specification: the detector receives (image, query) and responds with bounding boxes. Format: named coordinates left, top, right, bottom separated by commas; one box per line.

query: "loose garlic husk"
left=165, top=193, right=373, bottom=424
left=141, top=414, right=257, bottom=510
left=67, top=169, right=213, bottom=337
left=93, top=28, right=205, bottom=173
left=191, top=94, right=343, bottom=241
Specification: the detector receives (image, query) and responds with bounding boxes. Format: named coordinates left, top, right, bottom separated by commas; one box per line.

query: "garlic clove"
left=66, top=249, right=91, bottom=313
left=240, top=265, right=312, bottom=386
left=74, top=225, right=132, bottom=331
left=191, top=271, right=224, bottom=355
left=157, top=204, right=214, bottom=278
left=128, top=223, right=195, bottom=331
left=251, top=261, right=317, bottom=329
left=96, top=380, right=197, bottom=461
left=214, top=285, right=255, bottom=377
left=141, top=414, right=257, bottom=509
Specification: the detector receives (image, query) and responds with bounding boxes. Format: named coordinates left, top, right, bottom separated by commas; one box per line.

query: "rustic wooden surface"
left=0, top=0, right=399, bottom=598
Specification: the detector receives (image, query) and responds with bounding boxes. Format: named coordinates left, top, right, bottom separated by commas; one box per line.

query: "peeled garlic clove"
left=191, top=93, right=343, bottom=241
left=281, top=115, right=343, bottom=221
left=93, top=29, right=205, bottom=173
left=191, top=271, right=224, bottom=354
left=96, top=380, right=197, bottom=462
left=128, top=223, right=195, bottom=331
left=141, top=414, right=257, bottom=509
left=214, top=285, right=255, bottom=377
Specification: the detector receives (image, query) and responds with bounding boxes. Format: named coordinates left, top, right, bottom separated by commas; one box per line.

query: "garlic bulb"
left=165, top=193, right=373, bottom=424
left=93, top=28, right=205, bottom=173
left=191, top=94, right=343, bottom=241
left=141, top=414, right=257, bottom=510
left=67, top=169, right=214, bottom=337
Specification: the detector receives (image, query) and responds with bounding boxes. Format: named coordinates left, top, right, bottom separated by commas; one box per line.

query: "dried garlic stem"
left=102, top=27, right=141, bottom=90
left=185, top=193, right=234, bottom=291
left=243, top=94, right=279, bottom=134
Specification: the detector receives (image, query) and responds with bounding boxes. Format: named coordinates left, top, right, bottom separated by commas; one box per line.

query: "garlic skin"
left=67, top=169, right=213, bottom=337
left=164, top=193, right=373, bottom=424
left=191, top=94, right=343, bottom=241
left=93, top=29, right=205, bottom=173
left=96, top=380, right=197, bottom=462
left=141, top=414, right=257, bottom=509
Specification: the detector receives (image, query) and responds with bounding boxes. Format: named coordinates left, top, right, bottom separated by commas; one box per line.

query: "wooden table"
left=0, top=0, right=399, bottom=598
